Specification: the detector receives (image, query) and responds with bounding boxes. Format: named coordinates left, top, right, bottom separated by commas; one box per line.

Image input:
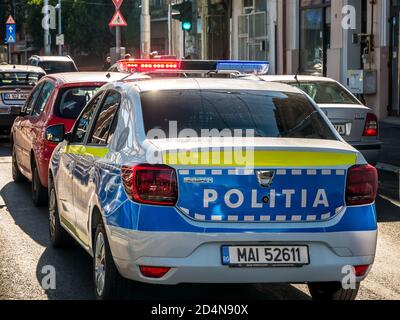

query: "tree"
left=23, top=0, right=142, bottom=59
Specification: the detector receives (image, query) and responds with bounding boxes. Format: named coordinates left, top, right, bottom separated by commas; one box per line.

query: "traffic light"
left=171, top=1, right=193, bottom=31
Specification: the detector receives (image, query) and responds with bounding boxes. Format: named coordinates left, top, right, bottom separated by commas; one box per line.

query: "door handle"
left=67, top=161, right=75, bottom=174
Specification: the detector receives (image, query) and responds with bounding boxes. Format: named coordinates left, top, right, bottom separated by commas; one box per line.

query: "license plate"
left=333, top=124, right=347, bottom=135
left=222, top=245, right=309, bottom=267
left=3, top=93, right=28, bottom=100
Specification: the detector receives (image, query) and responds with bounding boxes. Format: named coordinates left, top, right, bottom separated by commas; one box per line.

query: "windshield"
left=0, top=72, right=41, bottom=87
left=286, top=81, right=360, bottom=105
left=140, top=90, right=337, bottom=140
left=55, top=86, right=100, bottom=119
left=39, top=61, right=77, bottom=74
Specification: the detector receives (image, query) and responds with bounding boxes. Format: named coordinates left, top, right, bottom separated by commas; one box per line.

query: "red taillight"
left=363, top=113, right=378, bottom=137
left=354, top=265, right=370, bottom=277
left=121, top=164, right=178, bottom=206
left=139, top=266, right=171, bottom=278
left=345, top=164, right=378, bottom=206
left=117, top=59, right=181, bottom=73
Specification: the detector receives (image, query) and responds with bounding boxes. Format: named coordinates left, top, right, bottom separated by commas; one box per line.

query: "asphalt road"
left=0, top=141, right=399, bottom=300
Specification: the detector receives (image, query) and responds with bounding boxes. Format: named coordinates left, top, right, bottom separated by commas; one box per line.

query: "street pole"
left=57, top=0, right=62, bottom=56
left=116, top=26, right=121, bottom=60
left=44, top=0, right=51, bottom=55
left=168, top=3, right=172, bottom=56
left=140, top=0, right=151, bottom=58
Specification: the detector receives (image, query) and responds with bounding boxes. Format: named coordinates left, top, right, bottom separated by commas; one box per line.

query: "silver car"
left=0, top=65, right=45, bottom=136
left=260, top=75, right=382, bottom=165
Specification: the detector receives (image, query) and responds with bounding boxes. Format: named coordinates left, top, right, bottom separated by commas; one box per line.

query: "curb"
left=376, top=162, right=400, bottom=173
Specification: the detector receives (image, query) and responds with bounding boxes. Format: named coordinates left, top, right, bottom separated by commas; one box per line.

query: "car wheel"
left=31, top=159, right=48, bottom=206
left=308, top=282, right=360, bottom=300
left=93, top=222, right=129, bottom=300
left=12, top=144, right=25, bottom=183
left=49, top=182, right=74, bottom=248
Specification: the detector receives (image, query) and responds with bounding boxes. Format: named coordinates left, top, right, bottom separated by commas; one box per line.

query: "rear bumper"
left=108, top=227, right=377, bottom=285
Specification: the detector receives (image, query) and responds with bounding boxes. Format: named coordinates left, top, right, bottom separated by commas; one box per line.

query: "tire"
left=11, top=144, right=25, bottom=183
left=49, top=181, right=74, bottom=248
left=93, top=222, right=130, bottom=300
left=308, top=282, right=360, bottom=301
left=31, top=159, right=48, bottom=206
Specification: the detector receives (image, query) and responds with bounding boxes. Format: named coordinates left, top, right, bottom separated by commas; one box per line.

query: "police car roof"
left=47, top=72, right=127, bottom=84
left=260, top=75, right=337, bottom=83
left=0, top=64, right=45, bottom=74
left=131, top=78, right=302, bottom=94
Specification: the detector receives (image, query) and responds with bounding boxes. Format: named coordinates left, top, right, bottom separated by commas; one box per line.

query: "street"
left=0, top=140, right=399, bottom=300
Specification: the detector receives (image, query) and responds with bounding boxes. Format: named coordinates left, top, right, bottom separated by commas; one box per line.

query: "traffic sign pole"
left=109, top=1, right=127, bottom=60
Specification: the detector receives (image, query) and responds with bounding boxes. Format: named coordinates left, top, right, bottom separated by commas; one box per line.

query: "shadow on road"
left=0, top=141, right=10, bottom=157
left=0, top=182, right=49, bottom=247
left=376, top=195, right=400, bottom=223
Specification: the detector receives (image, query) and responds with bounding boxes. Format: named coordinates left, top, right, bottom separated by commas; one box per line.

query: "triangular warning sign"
left=7, top=35, right=15, bottom=43
left=109, top=10, right=127, bottom=27
left=6, top=15, right=15, bottom=24
left=112, top=0, right=124, bottom=9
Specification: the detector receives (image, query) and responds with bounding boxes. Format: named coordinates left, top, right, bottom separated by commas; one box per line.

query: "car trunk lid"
left=150, top=138, right=358, bottom=224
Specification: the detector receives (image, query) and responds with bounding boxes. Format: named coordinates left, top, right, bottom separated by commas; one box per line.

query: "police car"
left=47, top=60, right=378, bottom=300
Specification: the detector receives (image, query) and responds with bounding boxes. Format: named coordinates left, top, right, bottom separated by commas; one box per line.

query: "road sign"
left=112, top=0, right=123, bottom=9
left=109, top=10, right=127, bottom=27
left=6, top=15, right=15, bottom=24
left=56, top=34, right=65, bottom=46
left=6, top=24, right=16, bottom=44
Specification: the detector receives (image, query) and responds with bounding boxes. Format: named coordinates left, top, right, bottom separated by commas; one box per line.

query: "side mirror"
left=45, top=124, right=65, bottom=143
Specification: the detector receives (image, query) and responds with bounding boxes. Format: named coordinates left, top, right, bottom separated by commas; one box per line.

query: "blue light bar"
left=216, top=60, right=270, bottom=75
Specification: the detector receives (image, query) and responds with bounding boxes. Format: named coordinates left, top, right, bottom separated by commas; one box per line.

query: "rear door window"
left=31, top=82, right=55, bottom=116
left=88, top=91, right=121, bottom=145
left=22, top=83, right=43, bottom=115
left=140, top=90, right=337, bottom=140
left=55, top=86, right=100, bottom=119
left=72, top=93, right=104, bottom=144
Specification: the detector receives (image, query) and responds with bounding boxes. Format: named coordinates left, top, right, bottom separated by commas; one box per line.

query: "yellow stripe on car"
left=61, top=145, right=109, bottom=158
left=162, top=150, right=357, bottom=167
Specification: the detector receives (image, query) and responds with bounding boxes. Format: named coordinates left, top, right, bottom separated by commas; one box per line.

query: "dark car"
left=0, top=64, right=46, bottom=136
left=27, top=55, right=78, bottom=74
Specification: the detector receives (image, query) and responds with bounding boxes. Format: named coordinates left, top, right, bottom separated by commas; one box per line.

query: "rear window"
left=38, top=61, right=77, bottom=74
left=140, top=90, right=337, bottom=140
left=287, top=81, right=360, bottom=105
left=0, top=72, right=41, bottom=86
left=55, top=86, right=100, bottom=119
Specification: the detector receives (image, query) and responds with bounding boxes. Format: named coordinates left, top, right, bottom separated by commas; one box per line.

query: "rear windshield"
left=286, top=81, right=360, bottom=105
left=0, top=72, right=41, bottom=86
left=140, top=90, right=337, bottom=140
left=55, top=86, right=100, bottom=119
left=39, top=61, right=77, bottom=74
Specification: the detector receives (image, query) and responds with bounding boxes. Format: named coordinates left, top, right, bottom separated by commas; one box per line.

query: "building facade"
left=166, top=0, right=397, bottom=121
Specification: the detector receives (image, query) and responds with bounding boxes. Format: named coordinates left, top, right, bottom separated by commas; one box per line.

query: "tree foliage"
left=22, top=0, right=141, bottom=58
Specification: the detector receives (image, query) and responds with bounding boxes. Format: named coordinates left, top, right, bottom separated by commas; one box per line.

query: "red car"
left=10, top=72, right=126, bottom=206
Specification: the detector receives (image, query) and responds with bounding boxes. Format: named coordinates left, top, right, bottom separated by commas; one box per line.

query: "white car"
left=259, top=75, right=382, bottom=165
left=46, top=60, right=378, bottom=300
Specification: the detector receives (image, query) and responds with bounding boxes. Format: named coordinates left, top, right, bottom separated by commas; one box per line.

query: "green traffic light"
left=182, top=21, right=192, bottom=31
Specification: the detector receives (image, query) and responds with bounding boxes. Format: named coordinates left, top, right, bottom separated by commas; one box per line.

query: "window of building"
left=300, top=0, right=331, bottom=76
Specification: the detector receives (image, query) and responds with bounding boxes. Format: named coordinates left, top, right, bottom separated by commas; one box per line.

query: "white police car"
left=47, top=60, right=378, bottom=300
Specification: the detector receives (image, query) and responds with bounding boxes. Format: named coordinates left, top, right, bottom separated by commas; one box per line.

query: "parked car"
left=10, top=72, right=126, bottom=206
left=27, top=55, right=78, bottom=74
left=47, top=60, right=377, bottom=300
left=0, top=64, right=45, bottom=136
left=259, top=75, right=382, bottom=165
